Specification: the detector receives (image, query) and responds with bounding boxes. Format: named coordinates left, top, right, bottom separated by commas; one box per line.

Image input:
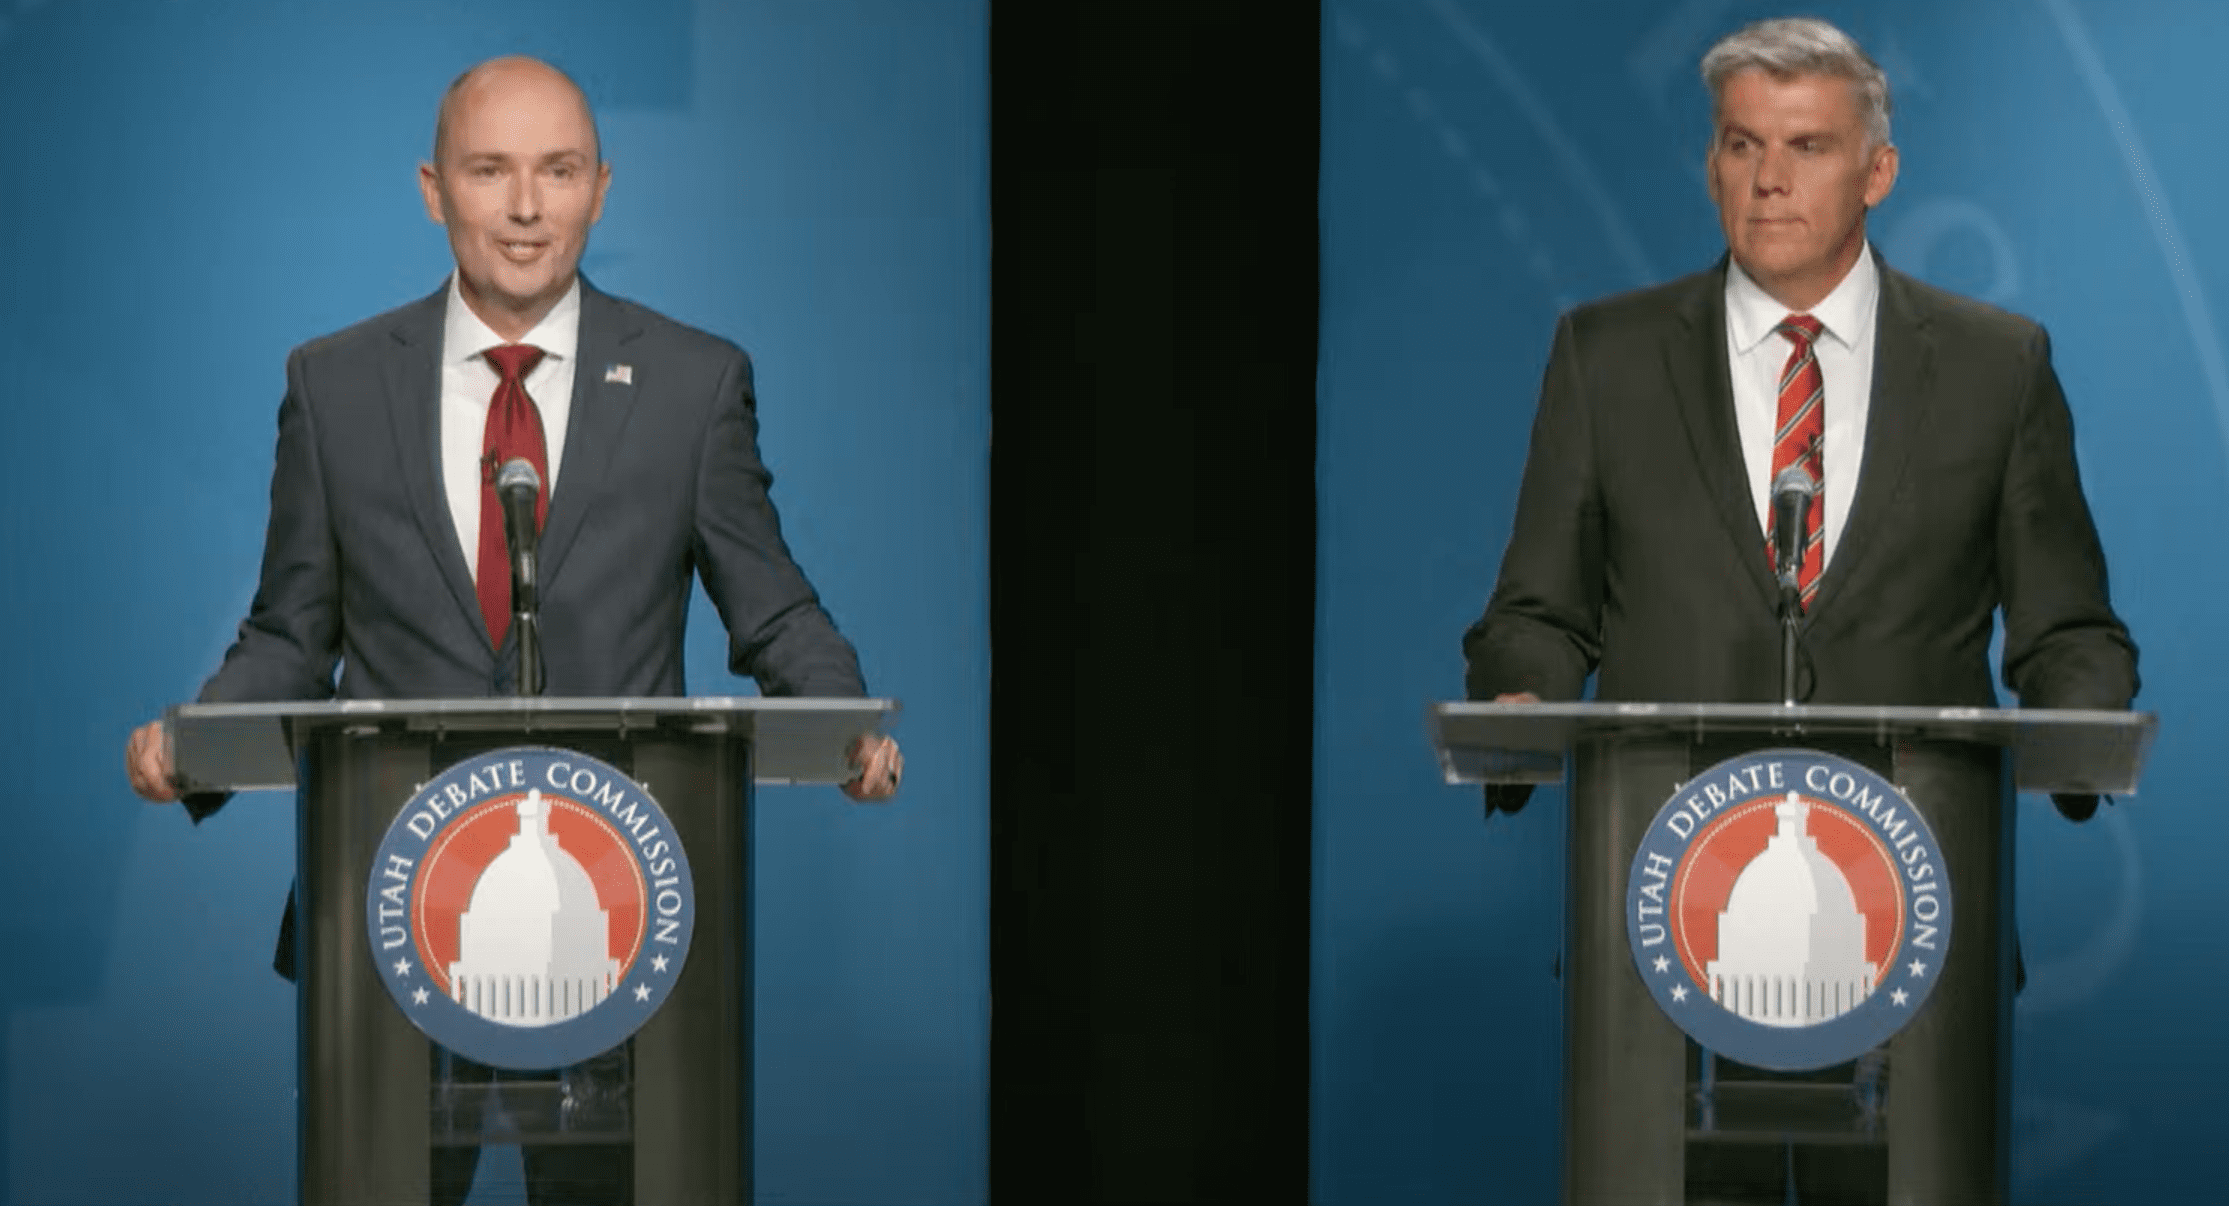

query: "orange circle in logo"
left=411, top=793, right=650, bottom=998
left=1670, top=796, right=1906, bottom=993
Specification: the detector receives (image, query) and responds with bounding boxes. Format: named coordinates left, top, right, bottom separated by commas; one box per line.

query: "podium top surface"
left=1429, top=700, right=2157, bottom=796
left=167, top=696, right=897, bottom=793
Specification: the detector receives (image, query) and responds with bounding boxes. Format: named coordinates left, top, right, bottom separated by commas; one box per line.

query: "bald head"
left=432, top=56, right=602, bottom=167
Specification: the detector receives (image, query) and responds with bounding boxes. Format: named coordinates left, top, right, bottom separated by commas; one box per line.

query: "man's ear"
left=588, top=159, right=612, bottom=226
left=418, top=161, right=447, bottom=226
left=1862, top=143, right=1899, bottom=210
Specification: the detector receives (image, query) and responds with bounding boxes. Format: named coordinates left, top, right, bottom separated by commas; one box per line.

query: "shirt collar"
left=1724, top=242, right=1879, bottom=355
left=442, top=273, right=582, bottom=367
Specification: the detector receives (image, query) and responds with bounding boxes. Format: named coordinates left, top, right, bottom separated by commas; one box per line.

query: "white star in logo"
left=411, top=987, right=429, bottom=1006
left=1670, top=984, right=1688, bottom=1003
left=393, top=958, right=413, bottom=977
left=634, top=983, right=652, bottom=1003
left=1890, top=988, right=1910, bottom=1007
left=1652, top=956, right=1670, bottom=974
left=652, top=954, right=669, bottom=974
left=1907, top=959, right=1928, bottom=978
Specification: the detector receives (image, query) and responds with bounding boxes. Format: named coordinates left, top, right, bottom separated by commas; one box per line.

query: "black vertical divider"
left=989, top=5, right=1321, bottom=1201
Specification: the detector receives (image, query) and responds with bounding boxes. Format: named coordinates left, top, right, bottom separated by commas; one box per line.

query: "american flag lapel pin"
left=604, top=363, right=633, bottom=385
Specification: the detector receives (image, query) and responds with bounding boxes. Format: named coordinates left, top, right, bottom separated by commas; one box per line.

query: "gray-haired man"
left=1463, top=15, right=2138, bottom=1199
left=1466, top=16, right=2134, bottom=798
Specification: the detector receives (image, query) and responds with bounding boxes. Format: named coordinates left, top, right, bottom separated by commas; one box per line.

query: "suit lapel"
left=540, top=280, right=645, bottom=587
left=383, top=288, right=489, bottom=642
left=1804, top=257, right=1933, bottom=625
left=1667, top=260, right=1781, bottom=611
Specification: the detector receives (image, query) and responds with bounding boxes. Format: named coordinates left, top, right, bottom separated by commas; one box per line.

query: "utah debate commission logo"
left=1626, top=750, right=1951, bottom=1071
left=366, top=748, right=696, bottom=1070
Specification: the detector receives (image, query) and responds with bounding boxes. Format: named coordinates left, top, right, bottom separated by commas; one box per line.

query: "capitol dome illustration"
left=448, top=789, right=620, bottom=1026
left=1705, top=795, right=1876, bottom=1027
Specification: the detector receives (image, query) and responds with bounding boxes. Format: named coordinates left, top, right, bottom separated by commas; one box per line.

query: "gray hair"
left=1702, top=17, right=1892, bottom=149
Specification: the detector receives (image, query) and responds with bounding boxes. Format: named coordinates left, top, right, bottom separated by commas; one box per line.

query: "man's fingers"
left=132, top=748, right=175, bottom=801
left=851, top=737, right=897, bottom=776
left=863, top=742, right=900, bottom=787
left=841, top=737, right=902, bottom=802
left=125, top=721, right=179, bottom=803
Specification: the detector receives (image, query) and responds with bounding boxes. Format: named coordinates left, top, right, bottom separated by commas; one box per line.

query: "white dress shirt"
left=1724, top=246, right=1879, bottom=571
left=439, top=275, right=582, bottom=582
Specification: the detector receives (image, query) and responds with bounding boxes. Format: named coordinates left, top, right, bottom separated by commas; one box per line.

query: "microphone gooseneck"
left=496, top=458, right=544, bottom=696
left=1769, top=464, right=1818, bottom=706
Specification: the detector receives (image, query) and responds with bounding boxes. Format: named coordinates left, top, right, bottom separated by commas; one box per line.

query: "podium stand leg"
left=1885, top=741, right=2013, bottom=1206
left=630, top=733, right=754, bottom=1206
left=299, top=729, right=432, bottom=1206
left=1564, top=737, right=1687, bottom=1205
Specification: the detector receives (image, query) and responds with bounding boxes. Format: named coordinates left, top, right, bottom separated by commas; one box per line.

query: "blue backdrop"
left=1317, top=1, right=2224, bottom=1202
left=0, top=2, right=986, bottom=1204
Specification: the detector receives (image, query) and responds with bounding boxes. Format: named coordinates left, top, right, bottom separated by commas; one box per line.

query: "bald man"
left=123, top=57, right=899, bottom=1205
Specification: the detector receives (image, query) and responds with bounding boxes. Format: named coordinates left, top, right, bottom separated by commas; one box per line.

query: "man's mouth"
left=498, top=240, right=547, bottom=261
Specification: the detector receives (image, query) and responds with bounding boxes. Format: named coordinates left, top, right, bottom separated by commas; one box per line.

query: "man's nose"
left=1753, top=146, right=1791, bottom=194
left=507, top=173, right=543, bottom=224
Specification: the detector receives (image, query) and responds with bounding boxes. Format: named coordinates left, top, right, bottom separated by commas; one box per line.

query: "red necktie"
left=1767, top=315, right=1825, bottom=604
left=476, top=343, right=549, bottom=648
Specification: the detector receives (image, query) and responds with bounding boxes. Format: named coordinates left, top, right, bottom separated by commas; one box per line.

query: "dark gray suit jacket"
left=195, top=278, right=864, bottom=709
left=1464, top=253, right=2137, bottom=712
left=188, top=279, right=867, bottom=971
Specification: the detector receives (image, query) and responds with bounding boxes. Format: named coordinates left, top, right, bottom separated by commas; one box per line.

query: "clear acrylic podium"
left=168, top=696, right=896, bottom=1206
left=1430, top=701, right=2156, bottom=1206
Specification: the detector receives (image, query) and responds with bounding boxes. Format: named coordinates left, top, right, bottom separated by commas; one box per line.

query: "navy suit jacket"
left=188, top=278, right=867, bottom=972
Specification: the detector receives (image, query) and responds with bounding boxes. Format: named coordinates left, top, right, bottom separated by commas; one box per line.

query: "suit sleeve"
left=691, top=348, right=869, bottom=699
left=183, top=348, right=345, bottom=821
left=1461, top=313, right=1606, bottom=702
left=1995, top=327, right=2139, bottom=710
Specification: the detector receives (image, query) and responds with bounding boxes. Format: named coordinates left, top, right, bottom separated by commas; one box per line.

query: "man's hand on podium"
left=1484, top=692, right=1541, bottom=817
left=125, top=719, right=181, bottom=803
left=843, top=734, right=903, bottom=803
left=2051, top=793, right=2100, bottom=822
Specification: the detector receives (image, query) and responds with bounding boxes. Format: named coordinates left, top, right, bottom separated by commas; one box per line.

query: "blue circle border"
left=1624, top=748, right=1954, bottom=1071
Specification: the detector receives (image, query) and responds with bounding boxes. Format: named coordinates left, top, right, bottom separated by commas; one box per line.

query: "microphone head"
left=1772, top=464, right=1818, bottom=499
left=496, top=458, right=542, bottom=495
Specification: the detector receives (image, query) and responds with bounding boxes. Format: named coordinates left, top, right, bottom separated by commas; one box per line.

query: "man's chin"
left=1734, top=248, right=1816, bottom=285
left=462, top=272, right=573, bottom=321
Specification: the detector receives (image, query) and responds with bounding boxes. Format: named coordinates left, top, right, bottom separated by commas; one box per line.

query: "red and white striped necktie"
left=1767, top=314, right=1824, bottom=604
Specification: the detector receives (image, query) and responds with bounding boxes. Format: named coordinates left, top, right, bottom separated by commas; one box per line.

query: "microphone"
left=495, top=458, right=544, bottom=695
left=1770, top=464, right=1817, bottom=706
left=1770, top=465, right=1818, bottom=594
